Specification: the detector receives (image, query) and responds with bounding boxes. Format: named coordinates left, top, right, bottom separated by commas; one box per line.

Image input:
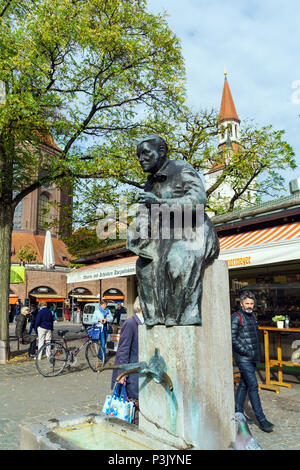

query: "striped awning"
left=220, top=222, right=300, bottom=250
left=219, top=222, right=300, bottom=269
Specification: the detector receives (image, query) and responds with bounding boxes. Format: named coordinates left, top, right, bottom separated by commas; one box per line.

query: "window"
left=38, top=193, right=50, bottom=231
left=13, top=200, right=23, bottom=229
left=30, top=286, right=56, bottom=295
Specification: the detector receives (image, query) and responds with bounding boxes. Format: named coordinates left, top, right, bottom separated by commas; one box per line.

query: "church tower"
left=217, top=72, right=241, bottom=154
left=205, top=73, right=252, bottom=210
left=11, top=136, right=72, bottom=268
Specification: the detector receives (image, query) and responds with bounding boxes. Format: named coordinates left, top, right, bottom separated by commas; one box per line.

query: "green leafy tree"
left=0, top=0, right=186, bottom=361
left=64, top=226, right=102, bottom=257
left=65, top=109, right=296, bottom=240
left=15, top=244, right=37, bottom=264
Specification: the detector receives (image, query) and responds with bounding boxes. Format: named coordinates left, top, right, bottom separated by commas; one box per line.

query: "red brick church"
left=9, top=137, right=72, bottom=320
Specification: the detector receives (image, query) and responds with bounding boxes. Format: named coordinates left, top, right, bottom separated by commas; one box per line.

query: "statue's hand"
left=138, top=192, right=160, bottom=206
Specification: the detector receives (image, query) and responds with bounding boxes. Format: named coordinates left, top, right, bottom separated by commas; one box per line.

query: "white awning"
left=67, top=258, right=137, bottom=284
left=218, top=222, right=300, bottom=269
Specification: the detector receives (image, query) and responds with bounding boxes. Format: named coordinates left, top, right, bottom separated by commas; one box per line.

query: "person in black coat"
left=28, top=305, right=38, bottom=334
left=13, top=299, right=22, bottom=322
left=112, top=303, right=126, bottom=325
left=231, top=290, right=274, bottom=433
left=15, top=306, right=37, bottom=357
left=111, top=298, right=144, bottom=400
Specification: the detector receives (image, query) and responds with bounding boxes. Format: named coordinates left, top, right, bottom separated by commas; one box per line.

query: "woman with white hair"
left=15, top=306, right=37, bottom=357
left=111, top=297, right=144, bottom=401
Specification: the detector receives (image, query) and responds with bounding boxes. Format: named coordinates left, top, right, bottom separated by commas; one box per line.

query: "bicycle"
left=35, top=326, right=105, bottom=377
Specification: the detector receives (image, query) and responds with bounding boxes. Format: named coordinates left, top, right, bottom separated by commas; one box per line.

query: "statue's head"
left=136, top=135, right=168, bottom=173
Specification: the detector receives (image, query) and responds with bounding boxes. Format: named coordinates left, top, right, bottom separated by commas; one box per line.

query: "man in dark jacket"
left=111, top=298, right=144, bottom=401
left=28, top=305, right=38, bottom=334
left=15, top=307, right=37, bottom=357
left=13, top=299, right=22, bottom=322
left=112, top=303, right=126, bottom=325
left=232, top=291, right=274, bottom=432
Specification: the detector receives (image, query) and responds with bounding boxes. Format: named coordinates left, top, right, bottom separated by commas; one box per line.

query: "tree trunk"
left=0, top=133, right=14, bottom=363
left=0, top=202, right=13, bottom=363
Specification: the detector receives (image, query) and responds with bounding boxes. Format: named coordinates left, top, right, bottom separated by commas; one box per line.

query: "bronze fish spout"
left=98, top=348, right=173, bottom=392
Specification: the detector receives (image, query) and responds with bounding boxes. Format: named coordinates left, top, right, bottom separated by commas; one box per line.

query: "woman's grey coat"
left=111, top=314, right=142, bottom=399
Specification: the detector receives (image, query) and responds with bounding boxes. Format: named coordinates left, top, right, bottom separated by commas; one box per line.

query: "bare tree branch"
left=0, top=0, right=12, bottom=17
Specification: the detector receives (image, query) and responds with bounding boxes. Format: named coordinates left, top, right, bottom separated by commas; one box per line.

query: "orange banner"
left=103, top=295, right=124, bottom=300
left=36, top=297, right=65, bottom=302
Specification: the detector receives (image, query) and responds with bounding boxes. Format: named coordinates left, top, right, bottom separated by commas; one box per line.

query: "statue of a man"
left=127, top=135, right=219, bottom=326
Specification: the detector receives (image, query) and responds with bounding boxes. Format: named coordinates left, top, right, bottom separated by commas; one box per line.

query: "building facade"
left=9, top=139, right=73, bottom=320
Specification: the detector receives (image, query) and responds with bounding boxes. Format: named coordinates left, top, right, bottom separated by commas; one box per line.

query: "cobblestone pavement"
left=1, top=322, right=300, bottom=450
left=234, top=366, right=300, bottom=450
left=0, top=322, right=114, bottom=451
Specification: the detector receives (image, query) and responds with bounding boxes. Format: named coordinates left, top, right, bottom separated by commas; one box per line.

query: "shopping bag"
left=102, top=383, right=121, bottom=417
left=117, top=384, right=135, bottom=423
left=102, top=383, right=135, bottom=423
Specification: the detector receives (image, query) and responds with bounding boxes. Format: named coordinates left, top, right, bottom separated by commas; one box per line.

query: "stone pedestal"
left=138, top=260, right=235, bottom=450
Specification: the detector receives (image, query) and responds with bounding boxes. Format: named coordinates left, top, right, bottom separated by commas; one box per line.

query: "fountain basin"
left=20, top=413, right=180, bottom=450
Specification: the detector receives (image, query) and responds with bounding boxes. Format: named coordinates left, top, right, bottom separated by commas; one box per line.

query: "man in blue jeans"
left=92, top=300, right=113, bottom=362
left=231, top=291, right=274, bottom=433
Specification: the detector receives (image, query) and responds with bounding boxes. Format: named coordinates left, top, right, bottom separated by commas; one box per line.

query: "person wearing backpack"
left=231, top=290, right=274, bottom=433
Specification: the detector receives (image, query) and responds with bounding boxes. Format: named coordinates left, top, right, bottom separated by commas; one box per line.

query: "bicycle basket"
left=88, top=327, right=101, bottom=341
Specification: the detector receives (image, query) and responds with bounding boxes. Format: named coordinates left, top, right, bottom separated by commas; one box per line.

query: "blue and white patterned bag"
left=102, top=383, right=135, bottom=423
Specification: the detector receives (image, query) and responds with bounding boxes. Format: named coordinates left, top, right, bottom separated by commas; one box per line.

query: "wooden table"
left=258, top=326, right=300, bottom=393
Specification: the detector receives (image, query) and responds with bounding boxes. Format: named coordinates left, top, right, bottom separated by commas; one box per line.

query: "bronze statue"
left=127, top=135, right=219, bottom=326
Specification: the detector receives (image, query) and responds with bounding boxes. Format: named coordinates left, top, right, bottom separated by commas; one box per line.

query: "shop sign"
left=67, top=262, right=136, bottom=283
left=227, top=256, right=251, bottom=267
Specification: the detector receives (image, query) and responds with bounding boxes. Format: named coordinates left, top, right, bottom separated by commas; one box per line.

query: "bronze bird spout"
left=98, top=348, right=173, bottom=392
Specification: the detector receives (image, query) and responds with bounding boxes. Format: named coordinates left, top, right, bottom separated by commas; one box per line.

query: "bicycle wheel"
left=36, top=341, right=68, bottom=377
left=85, top=340, right=105, bottom=372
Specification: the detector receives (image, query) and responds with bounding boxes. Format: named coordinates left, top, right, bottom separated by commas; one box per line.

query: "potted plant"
left=272, top=315, right=285, bottom=328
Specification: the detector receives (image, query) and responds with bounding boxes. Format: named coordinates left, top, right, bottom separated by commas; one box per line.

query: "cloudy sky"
left=147, top=0, right=300, bottom=193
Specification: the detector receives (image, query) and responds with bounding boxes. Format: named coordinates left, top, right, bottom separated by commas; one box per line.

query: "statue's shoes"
left=145, top=320, right=160, bottom=327
left=165, top=319, right=177, bottom=326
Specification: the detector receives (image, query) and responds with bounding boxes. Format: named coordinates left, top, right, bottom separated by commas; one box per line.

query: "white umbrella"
left=43, top=230, right=55, bottom=269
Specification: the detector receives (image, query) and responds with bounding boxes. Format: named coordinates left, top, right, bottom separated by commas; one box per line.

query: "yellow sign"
left=227, top=256, right=251, bottom=267
left=10, top=266, right=25, bottom=283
